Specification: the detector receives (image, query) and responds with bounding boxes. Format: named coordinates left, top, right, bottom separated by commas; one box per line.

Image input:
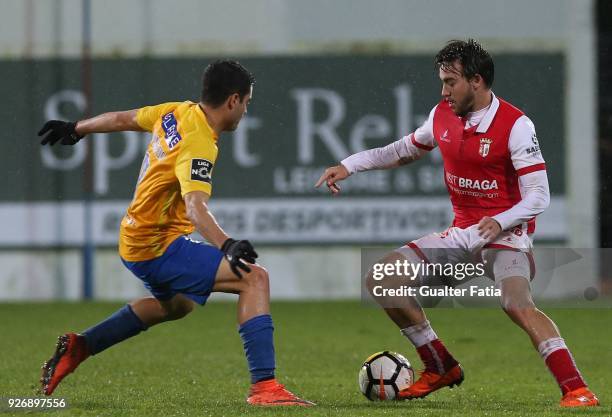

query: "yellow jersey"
left=119, top=101, right=218, bottom=261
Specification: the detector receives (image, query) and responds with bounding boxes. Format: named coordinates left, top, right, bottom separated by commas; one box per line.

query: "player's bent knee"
left=176, top=301, right=195, bottom=318
left=166, top=306, right=193, bottom=321
left=243, top=265, right=270, bottom=292
left=161, top=297, right=195, bottom=321
left=501, top=302, right=537, bottom=326
left=500, top=292, right=535, bottom=313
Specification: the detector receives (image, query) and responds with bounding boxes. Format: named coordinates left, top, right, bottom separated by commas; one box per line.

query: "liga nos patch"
left=190, top=159, right=213, bottom=183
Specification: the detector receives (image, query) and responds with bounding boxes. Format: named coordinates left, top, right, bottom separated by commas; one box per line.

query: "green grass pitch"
left=0, top=301, right=610, bottom=416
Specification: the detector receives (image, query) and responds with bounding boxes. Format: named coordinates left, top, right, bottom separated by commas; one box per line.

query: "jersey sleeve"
left=492, top=170, right=550, bottom=230
left=340, top=105, right=438, bottom=173
left=341, top=135, right=426, bottom=174
left=136, top=102, right=182, bottom=132
left=174, top=135, right=218, bottom=197
left=410, top=105, right=437, bottom=151
left=508, top=115, right=546, bottom=175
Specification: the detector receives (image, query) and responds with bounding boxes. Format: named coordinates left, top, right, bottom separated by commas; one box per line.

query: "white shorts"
left=395, top=224, right=535, bottom=283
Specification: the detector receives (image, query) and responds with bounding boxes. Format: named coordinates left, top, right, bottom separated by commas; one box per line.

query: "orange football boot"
left=247, top=379, right=315, bottom=406
left=560, top=387, right=599, bottom=407
left=398, top=364, right=464, bottom=400
left=41, top=333, right=90, bottom=395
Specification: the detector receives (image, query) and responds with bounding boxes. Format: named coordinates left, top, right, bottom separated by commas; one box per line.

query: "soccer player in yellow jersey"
left=37, top=60, right=313, bottom=406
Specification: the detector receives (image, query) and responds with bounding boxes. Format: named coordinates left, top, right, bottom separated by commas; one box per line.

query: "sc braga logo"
left=479, top=138, right=492, bottom=157
left=190, top=159, right=213, bottom=183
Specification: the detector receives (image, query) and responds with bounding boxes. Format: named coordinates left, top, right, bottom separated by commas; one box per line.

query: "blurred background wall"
left=0, top=0, right=600, bottom=300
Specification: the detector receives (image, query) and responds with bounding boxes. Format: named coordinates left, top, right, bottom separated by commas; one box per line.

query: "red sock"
left=544, top=349, right=587, bottom=395
left=416, top=339, right=458, bottom=374
left=538, top=337, right=586, bottom=395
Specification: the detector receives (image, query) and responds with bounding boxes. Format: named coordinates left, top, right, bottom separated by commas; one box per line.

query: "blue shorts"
left=121, top=236, right=225, bottom=305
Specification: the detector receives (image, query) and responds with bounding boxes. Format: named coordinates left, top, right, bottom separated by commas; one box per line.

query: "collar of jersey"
left=475, top=91, right=499, bottom=133
left=194, top=102, right=219, bottom=141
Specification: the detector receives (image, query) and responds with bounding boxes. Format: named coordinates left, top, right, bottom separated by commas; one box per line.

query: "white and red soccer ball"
left=358, top=351, right=414, bottom=401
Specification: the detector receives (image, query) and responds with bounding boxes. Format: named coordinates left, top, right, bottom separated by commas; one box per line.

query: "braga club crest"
left=479, top=138, right=492, bottom=157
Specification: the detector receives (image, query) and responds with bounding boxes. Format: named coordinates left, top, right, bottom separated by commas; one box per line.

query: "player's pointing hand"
left=315, top=164, right=350, bottom=195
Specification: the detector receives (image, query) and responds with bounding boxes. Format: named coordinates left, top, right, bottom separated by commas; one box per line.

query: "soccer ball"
left=358, top=351, right=414, bottom=401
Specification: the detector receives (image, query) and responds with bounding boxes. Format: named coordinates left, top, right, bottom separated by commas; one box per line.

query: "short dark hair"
left=435, top=39, right=494, bottom=87
left=201, top=60, right=255, bottom=107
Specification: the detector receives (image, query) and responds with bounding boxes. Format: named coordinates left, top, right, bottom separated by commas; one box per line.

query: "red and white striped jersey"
left=410, top=93, right=546, bottom=232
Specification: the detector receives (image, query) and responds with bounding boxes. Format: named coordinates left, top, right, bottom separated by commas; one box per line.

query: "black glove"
left=221, top=238, right=258, bottom=278
left=38, top=120, right=84, bottom=145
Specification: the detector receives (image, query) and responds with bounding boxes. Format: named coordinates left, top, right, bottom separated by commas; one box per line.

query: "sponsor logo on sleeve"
left=161, top=112, right=182, bottom=149
left=190, top=159, right=213, bottom=183
left=526, top=133, right=541, bottom=155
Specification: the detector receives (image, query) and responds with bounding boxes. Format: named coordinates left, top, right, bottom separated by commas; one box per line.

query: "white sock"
left=537, top=337, right=566, bottom=360
left=400, top=320, right=438, bottom=348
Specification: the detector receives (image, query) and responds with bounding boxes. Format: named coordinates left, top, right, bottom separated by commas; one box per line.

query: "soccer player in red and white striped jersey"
left=317, top=39, right=598, bottom=408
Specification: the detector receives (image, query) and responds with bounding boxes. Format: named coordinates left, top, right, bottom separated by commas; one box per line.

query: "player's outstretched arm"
left=75, top=110, right=143, bottom=136
left=184, top=190, right=258, bottom=278
left=38, top=109, right=143, bottom=146
left=315, top=134, right=428, bottom=195
left=315, top=164, right=350, bottom=195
